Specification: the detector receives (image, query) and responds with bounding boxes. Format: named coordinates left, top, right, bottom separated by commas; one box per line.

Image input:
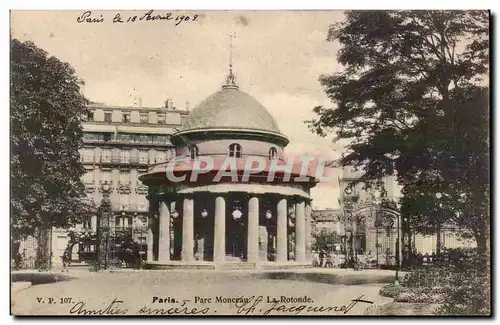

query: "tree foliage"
left=10, top=39, right=95, bottom=240
left=312, top=228, right=340, bottom=251
left=309, top=11, right=489, bottom=253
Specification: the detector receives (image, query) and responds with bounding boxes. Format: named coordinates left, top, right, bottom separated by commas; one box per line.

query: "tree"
left=10, top=39, right=95, bottom=263
left=308, top=11, right=489, bottom=256
left=312, top=228, right=339, bottom=252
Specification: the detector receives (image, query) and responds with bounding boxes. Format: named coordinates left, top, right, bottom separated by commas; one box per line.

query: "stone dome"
left=179, top=85, right=283, bottom=135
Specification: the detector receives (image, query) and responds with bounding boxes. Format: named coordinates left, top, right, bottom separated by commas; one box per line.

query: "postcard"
left=10, top=10, right=490, bottom=316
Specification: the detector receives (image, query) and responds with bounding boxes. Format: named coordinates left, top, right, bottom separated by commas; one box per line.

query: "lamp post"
left=435, top=192, right=443, bottom=256
left=96, top=181, right=112, bottom=271
left=343, top=197, right=357, bottom=269
left=395, top=212, right=401, bottom=285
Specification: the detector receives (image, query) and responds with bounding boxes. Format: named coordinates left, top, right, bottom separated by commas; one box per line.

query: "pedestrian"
left=423, top=253, right=429, bottom=266
left=324, top=252, right=334, bottom=268
left=61, top=250, right=70, bottom=272
left=319, top=249, right=325, bottom=267
left=312, top=250, right=319, bottom=267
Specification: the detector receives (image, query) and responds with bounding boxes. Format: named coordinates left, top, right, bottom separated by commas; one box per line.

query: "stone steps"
left=219, top=262, right=256, bottom=269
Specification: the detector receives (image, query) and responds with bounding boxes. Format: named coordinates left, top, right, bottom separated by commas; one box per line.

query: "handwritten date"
left=76, top=10, right=198, bottom=26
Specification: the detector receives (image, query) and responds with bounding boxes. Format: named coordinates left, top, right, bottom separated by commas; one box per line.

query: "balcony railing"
left=84, top=182, right=96, bottom=193
left=99, top=156, right=150, bottom=166
left=113, top=204, right=149, bottom=212
left=135, top=185, right=149, bottom=195
left=83, top=135, right=172, bottom=146
left=80, top=156, right=95, bottom=163
left=100, top=156, right=121, bottom=164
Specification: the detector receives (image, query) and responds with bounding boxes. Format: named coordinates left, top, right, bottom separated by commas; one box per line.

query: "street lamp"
left=395, top=212, right=401, bottom=285
left=343, top=197, right=357, bottom=269
left=96, top=181, right=112, bottom=271
left=435, top=192, right=443, bottom=256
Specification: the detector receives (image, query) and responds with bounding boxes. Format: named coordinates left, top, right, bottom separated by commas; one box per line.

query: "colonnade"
left=147, top=194, right=311, bottom=265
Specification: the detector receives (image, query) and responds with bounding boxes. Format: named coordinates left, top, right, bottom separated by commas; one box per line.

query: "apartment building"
left=50, top=100, right=189, bottom=266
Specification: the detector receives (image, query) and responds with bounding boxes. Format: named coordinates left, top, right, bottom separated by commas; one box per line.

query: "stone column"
left=119, top=217, right=124, bottom=229
left=158, top=200, right=170, bottom=262
left=276, top=198, right=288, bottom=262
left=305, top=203, right=312, bottom=263
left=213, top=196, right=226, bottom=263
left=247, top=197, right=259, bottom=263
left=259, top=226, right=268, bottom=261
left=147, top=218, right=154, bottom=262
left=170, top=202, right=176, bottom=258
left=295, top=201, right=306, bottom=262
left=196, top=232, right=205, bottom=261
left=91, top=215, right=97, bottom=233
left=182, top=197, right=194, bottom=262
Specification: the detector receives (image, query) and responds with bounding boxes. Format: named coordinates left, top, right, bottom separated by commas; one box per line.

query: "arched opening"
left=190, top=145, right=199, bottom=159
left=269, top=147, right=278, bottom=160
left=228, top=143, right=242, bottom=158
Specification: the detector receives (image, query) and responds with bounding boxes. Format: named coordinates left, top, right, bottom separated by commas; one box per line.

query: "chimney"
left=186, top=101, right=190, bottom=111
left=166, top=98, right=173, bottom=109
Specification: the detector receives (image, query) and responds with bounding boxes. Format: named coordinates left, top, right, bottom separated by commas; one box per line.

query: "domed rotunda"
left=140, top=70, right=317, bottom=269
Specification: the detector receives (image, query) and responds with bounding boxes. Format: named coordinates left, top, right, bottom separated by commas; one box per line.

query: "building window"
left=119, top=171, right=130, bottom=185
left=228, top=143, right=242, bottom=158
left=103, top=133, right=112, bottom=142
left=158, top=114, right=166, bottom=124
left=80, top=148, right=94, bottom=163
left=155, top=151, right=167, bottom=163
left=122, top=113, right=130, bottom=123
left=269, top=147, right=278, bottom=160
left=190, top=146, right=199, bottom=159
left=101, top=149, right=112, bottom=163
left=83, top=218, right=92, bottom=229
left=119, top=194, right=129, bottom=212
left=120, top=149, right=130, bottom=163
left=138, top=150, right=149, bottom=164
left=100, top=171, right=112, bottom=184
left=140, top=114, right=148, bottom=124
left=87, top=111, right=94, bottom=121
left=83, top=171, right=94, bottom=184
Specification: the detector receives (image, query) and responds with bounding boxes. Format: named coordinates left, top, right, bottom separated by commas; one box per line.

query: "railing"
left=83, top=136, right=172, bottom=146
left=99, top=156, right=150, bottom=165
left=113, top=204, right=149, bottom=212
left=100, top=156, right=112, bottom=163
left=84, top=183, right=96, bottom=193
left=128, top=156, right=149, bottom=165
left=135, top=185, right=149, bottom=195
left=80, top=156, right=95, bottom=163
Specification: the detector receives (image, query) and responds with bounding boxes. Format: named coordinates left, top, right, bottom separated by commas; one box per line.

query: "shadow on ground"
left=11, top=272, right=75, bottom=285
left=256, top=272, right=395, bottom=285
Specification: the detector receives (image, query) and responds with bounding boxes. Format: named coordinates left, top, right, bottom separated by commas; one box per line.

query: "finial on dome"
left=223, top=32, right=238, bottom=90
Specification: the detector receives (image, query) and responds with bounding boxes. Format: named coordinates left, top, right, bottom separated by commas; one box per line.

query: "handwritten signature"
left=235, top=295, right=374, bottom=315
left=76, top=10, right=199, bottom=26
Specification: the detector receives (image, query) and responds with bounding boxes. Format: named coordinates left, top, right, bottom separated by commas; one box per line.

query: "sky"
left=10, top=10, right=346, bottom=209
